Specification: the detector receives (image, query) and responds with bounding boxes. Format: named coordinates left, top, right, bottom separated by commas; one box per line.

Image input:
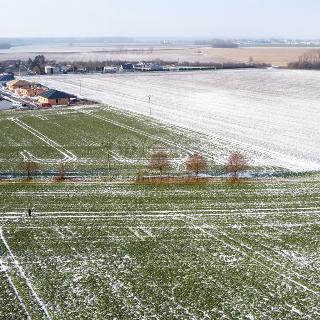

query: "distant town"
left=0, top=51, right=267, bottom=110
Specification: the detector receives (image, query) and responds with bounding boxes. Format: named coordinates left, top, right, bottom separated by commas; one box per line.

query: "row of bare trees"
left=19, top=161, right=66, bottom=181
left=18, top=150, right=247, bottom=182
left=148, top=150, right=248, bottom=180
left=149, top=152, right=208, bottom=177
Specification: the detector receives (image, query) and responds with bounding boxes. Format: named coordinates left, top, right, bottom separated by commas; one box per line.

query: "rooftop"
left=0, top=74, right=14, bottom=81
left=39, top=89, right=74, bottom=99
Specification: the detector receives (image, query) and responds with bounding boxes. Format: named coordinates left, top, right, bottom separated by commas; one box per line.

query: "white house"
left=45, top=66, right=60, bottom=75
left=103, top=66, right=118, bottom=73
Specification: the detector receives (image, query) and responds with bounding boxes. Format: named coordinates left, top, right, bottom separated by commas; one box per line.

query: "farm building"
left=103, top=66, right=118, bottom=73
left=134, top=62, right=145, bottom=71
left=38, top=89, right=74, bottom=106
left=6, top=79, right=32, bottom=92
left=120, top=63, right=135, bottom=72
left=134, top=62, right=163, bottom=71
left=45, top=66, right=61, bottom=75
left=147, top=63, right=163, bottom=71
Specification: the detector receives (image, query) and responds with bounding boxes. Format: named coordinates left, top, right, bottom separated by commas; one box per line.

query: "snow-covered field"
left=32, top=69, right=320, bottom=172
left=0, top=43, right=226, bottom=64
left=1, top=99, right=320, bottom=318
left=0, top=44, right=313, bottom=65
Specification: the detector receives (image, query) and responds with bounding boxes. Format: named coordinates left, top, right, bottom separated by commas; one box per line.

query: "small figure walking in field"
left=28, top=208, right=32, bottom=217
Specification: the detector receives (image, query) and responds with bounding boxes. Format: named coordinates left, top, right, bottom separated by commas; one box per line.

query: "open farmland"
left=1, top=177, right=320, bottom=319
left=31, top=68, right=320, bottom=172
left=0, top=44, right=316, bottom=66
left=0, top=105, right=320, bottom=319
left=0, top=106, right=229, bottom=176
left=200, top=47, right=318, bottom=67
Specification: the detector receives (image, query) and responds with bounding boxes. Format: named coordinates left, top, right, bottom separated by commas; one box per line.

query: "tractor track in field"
left=0, top=227, right=52, bottom=320
left=10, top=117, right=77, bottom=164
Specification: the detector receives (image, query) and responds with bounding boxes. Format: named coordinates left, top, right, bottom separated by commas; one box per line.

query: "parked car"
left=41, top=103, right=52, bottom=109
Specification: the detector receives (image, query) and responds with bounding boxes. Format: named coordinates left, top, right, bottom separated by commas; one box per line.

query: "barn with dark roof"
left=38, top=89, right=74, bottom=106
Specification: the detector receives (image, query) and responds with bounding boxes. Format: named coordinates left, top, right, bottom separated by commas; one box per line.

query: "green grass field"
left=0, top=106, right=319, bottom=319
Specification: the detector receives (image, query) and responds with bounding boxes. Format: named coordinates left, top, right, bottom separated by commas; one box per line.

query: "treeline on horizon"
left=288, top=49, right=320, bottom=70
left=194, top=39, right=239, bottom=48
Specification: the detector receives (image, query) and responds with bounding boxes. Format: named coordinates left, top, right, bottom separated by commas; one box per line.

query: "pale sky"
left=0, top=0, right=319, bottom=39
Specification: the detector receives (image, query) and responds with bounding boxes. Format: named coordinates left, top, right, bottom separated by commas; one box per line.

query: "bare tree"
left=149, top=151, right=170, bottom=177
left=226, top=151, right=248, bottom=180
left=55, top=164, right=66, bottom=181
left=20, top=160, right=39, bottom=180
left=288, top=49, right=320, bottom=69
left=186, top=153, right=207, bottom=177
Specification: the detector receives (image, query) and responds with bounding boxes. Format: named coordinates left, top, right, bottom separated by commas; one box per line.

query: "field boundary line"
left=0, top=227, right=52, bottom=320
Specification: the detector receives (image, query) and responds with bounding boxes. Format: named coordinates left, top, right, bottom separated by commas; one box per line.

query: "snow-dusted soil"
left=31, top=69, right=320, bottom=171
left=3, top=213, right=320, bottom=319
left=1, top=178, right=320, bottom=319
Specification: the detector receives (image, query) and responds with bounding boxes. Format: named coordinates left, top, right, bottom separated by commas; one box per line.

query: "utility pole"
left=101, top=142, right=112, bottom=179
left=148, top=95, right=151, bottom=116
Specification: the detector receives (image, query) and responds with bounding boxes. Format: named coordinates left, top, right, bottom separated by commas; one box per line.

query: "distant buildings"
left=103, top=66, right=118, bottom=73
left=61, top=65, right=75, bottom=73
left=120, top=63, right=135, bottom=72
left=149, top=63, right=163, bottom=71
left=39, top=61, right=181, bottom=76
left=134, top=62, right=163, bottom=71
left=45, top=66, right=60, bottom=75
